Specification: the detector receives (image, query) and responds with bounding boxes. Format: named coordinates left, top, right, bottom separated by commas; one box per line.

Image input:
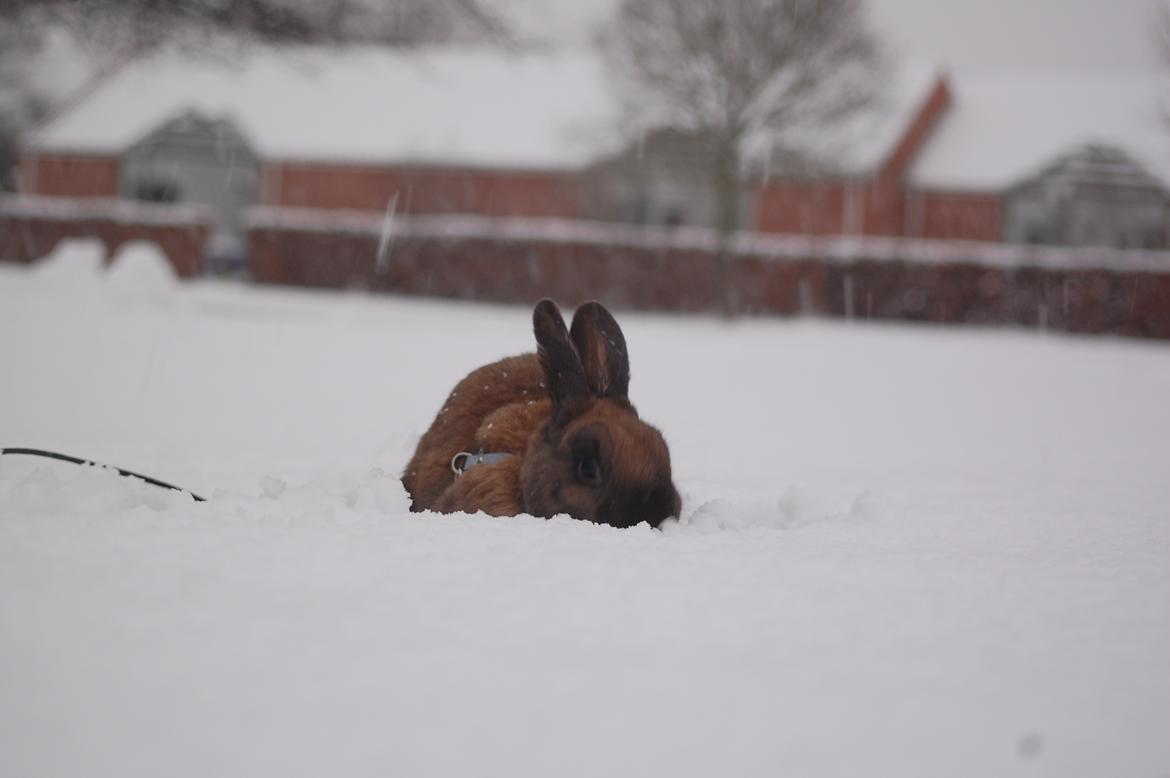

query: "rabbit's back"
left=403, top=353, right=550, bottom=512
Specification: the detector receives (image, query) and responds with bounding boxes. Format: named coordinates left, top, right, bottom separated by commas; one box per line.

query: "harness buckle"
left=451, top=451, right=473, bottom=476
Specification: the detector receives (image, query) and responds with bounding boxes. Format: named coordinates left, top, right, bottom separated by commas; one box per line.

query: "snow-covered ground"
left=1, top=255, right=1167, bottom=777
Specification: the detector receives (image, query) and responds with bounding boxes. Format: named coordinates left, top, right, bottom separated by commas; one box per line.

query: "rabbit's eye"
left=576, top=456, right=602, bottom=486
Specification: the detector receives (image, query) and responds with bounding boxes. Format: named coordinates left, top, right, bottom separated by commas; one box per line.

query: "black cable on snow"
left=1, top=447, right=206, bottom=502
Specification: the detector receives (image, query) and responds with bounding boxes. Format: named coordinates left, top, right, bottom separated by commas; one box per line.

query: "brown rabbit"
left=402, top=299, right=680, bottom=528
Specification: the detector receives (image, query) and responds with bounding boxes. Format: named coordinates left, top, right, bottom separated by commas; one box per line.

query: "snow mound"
left=29, top=237, right=107, bottom=287
left=105, top=240, right=179, bottom=301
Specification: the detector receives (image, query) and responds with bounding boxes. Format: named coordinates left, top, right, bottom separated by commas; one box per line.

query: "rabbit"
left=402, top=299, right=681, bottom=528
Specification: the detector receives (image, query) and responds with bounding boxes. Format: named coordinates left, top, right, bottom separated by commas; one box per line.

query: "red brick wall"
left=267, top=162, right=583, bottom=218
left=0, top=200, right=210, bottom=278
left=755, top=181, right=906, bottom=237
left=248, top=222, right=823, bottom=314
left=756, top=183, right=848, bottom=234
left=909, top=191, right=1002, bottom=241
left=860, top=181, right=906, bottom=236
left=246, top=215, right=1170, bottom=339
left=826, top=261, right=1170, bottom=338
left=24, top=154, right=119, bottom=198
left=761, top=185, right=1002, bottom=242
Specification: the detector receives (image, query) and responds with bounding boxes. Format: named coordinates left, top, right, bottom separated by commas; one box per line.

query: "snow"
left=27, top=237, right=106, bottom=286
left=106, top=240, right=180, bottom=301
left=22, top=236, right=177, bottom=303
left=909, top=70, right=1170, bottom=191
left=1, top=194, right=212, bottom=226
left=249, top=205, right=1170, bottom=272
left=1, top=262, right=1168, bottom=777
left=27, top=46, right=623, bottom=171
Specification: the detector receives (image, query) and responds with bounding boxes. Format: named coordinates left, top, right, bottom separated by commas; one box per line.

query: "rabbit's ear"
left=569, top=301, right=630, bottom=403
left=533, top=299, right=589, bottom=416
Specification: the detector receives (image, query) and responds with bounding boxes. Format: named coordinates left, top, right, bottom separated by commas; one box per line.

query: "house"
left=905, top=71, right=1170, bottom=246
left=583, top=127, right=737, bottom=228
left=118, top=112, right=262, bottom=263
left=1002, top=144, right=1168, bottom=249
left=577, top=63, right=949, bottom=234
left=15, top=46, right=1170, bottom=254
left=749, top=64, right=951, bottom=238
left=20, top=46, right=621, bottom=257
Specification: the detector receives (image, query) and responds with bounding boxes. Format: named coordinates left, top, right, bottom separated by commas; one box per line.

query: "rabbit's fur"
left=402, top=299, right=680, bottom=528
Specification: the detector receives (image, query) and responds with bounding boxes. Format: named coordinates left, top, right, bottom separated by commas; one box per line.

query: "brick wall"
left=0, top=197, right=211, bottom=278
left=249, top=221, right=817, bottom=313
left=908, top=191, right=1003, bottom=241
left=755, top=180, right=908, bottom=237
left=756, top=183, right=851, bottom=235
left=268, top=162, right=583, bottom=218
left=24, top=154, right=119, bottom=198
left=247, top=209, right=1170, bottom=339
left=824, top=261, right=1170, bottom=337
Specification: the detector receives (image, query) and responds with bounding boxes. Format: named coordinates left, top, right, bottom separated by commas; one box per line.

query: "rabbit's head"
left=521, top=300, right=681, bottom=528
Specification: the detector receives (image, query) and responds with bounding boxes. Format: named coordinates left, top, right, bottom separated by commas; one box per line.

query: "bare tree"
left=0, top=18, right=47, bottom=190
left=1155, top=1, right=1170, bottom=129
left=0, top=0, right=508, bottom=52
left=601, top=0, right=884, bottom=313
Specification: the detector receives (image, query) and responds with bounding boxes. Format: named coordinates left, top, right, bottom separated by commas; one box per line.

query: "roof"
left=29, top=46, right=1169, bottom=193
left=125, top=112, right=259, bottom=159
left=1012, top=143, right=1167, bottom=194
left=29, top=45, right=944, bottom=180
left=27, top=46, right=622, bottom=171
left=908, top=70, right=1170, bottom=191
left=741, top=62, right=944, bottom=179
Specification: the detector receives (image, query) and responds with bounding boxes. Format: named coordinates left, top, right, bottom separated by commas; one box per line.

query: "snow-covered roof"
left=909, top=70, right=1170, bottom=191
left=28, top=46, right=622, bottom=171
left=30, top=44, right=942, bottom=179
left=1015, top=143, right=1167, bottom=193
left=32, top=46, right=1167, bottom=193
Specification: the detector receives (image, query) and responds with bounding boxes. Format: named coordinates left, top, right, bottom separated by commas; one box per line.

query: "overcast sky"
left=498, top=0, right=1165, bottom=72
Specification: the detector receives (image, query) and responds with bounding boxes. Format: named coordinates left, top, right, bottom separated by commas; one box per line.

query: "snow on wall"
left=248, top=204, right=1170, bottom=273
left=0, top=196, right=210, bottom=277
left=0, top=195, right=213, bottom=227
left=246, top=206, right=1170, bottom=339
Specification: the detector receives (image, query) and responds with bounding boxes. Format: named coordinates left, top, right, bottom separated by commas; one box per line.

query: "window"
left=133, top=179, right=181, bottom=203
